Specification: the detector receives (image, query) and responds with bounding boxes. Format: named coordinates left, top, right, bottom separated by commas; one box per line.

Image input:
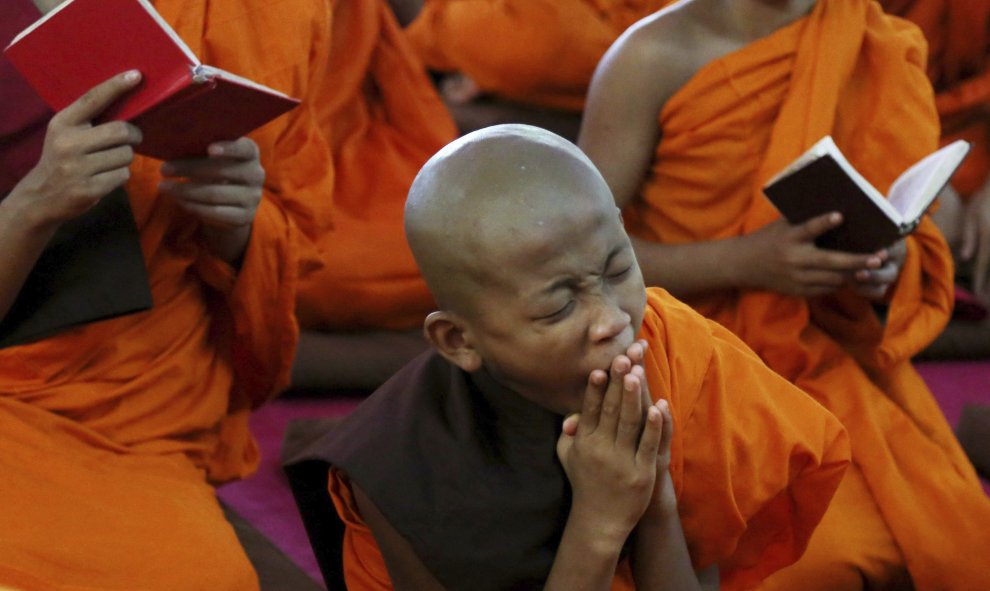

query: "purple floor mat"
left=220, top=361, right=990, bottom=586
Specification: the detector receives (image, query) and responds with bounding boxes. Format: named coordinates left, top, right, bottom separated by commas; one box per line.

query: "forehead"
left=480, top=196, right=627, bottom=289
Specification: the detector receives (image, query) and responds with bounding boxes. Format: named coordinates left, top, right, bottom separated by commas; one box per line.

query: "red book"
left=3, top=0, right=300, bottom=160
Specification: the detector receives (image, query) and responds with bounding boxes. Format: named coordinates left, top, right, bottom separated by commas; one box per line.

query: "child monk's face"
left=463, top=193, right=647, bottom=415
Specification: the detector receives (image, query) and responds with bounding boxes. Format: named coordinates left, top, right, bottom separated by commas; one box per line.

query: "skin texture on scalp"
left=405, top=124, right=616, bottom=312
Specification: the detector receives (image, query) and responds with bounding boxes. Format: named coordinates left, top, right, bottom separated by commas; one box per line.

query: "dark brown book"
left=0, top=188, right=153, bottom=348
left=763, top=136, right=970, bottom=253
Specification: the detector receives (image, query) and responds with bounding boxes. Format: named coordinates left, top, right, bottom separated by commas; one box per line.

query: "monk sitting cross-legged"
left=0, top=0, right=335, bottom=588
left=291, top=0, right=460, bottom=391
left=286, top=124, right=851, bottom=590
left=579, top=0, right=990, bottom=588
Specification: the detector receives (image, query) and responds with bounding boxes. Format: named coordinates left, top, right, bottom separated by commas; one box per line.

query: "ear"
left=423, top=311, right=482, bottom=373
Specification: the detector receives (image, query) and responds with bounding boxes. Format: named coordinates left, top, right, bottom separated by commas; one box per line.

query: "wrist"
left=565, top=506, right=632, bottom=558
left=641, top=477, right=678, bottom=524
left=719, top=235, right=753, bottom=289
left=0, top=185, right=61, bottom=237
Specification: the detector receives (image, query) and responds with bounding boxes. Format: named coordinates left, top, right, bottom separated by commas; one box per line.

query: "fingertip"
left=647, top=406, right=660, bottom=423
left=123, top=70, right=141, bottom=84
left=208, top=144, right=225, bottom=157
left=588, top=369, right=607, bottom=386
left=829, top=212, right=842, bottom=224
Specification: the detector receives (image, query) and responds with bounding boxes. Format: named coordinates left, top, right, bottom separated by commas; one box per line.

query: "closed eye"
left=539, top=300, right=576, bottom=323
left=607, top=266, right=633, bottom=281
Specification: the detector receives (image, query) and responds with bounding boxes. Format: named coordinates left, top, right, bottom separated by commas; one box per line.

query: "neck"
left=32, top=0, right=63, bottom=15
left=471, top=368, right=562, bottom=443
left=717, top=0, right=817, bottom=42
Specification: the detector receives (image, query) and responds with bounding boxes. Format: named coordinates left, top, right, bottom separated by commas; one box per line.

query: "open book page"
left=888, top=140, right=972, bottom=223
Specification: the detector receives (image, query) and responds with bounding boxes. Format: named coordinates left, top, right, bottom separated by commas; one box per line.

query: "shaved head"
left=405, top=124, right=615, bottom=314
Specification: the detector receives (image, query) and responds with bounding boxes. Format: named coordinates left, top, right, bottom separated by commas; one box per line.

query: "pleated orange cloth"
left=621, top=1, right=990, bottom=588
left=295, top=0, right=458, bottom=332
left=881, top=0, right=990, bottom=197
left=406, top=0, right=670, bottom=111
left=326, top=289, right=850, bottom=590
left=0, top=0, right=335, bottom=589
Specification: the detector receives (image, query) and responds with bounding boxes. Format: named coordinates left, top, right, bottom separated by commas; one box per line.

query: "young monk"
left=291, top=0, right=459, bottom=391
left=578, top=0, right=990, bottom=588
left=0, top=0, right=334, bottom=588
left=286, top=124, right=852, bottom=590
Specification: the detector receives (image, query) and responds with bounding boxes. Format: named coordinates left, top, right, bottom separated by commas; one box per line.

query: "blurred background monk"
left=290, top=0, right=459, bottom=391
left=579, top=0, right=990, bottom=588
left=0, top=0, right=334, bottom=588
left=401, top=0, right=669, bottom=138
left=880, top=0, right=990, bottom=507
left=881, top=0, right=990, bottom=362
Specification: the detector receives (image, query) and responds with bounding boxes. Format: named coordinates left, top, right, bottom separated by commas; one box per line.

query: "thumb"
left=556, top=429, right=574, bottom=465
left=796, top=211, right=843, bottom=242
left=562, top=413, right=580, bottom=437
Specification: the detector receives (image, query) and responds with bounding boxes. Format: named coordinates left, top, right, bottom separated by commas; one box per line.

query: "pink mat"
left=219, top=361, right=990, bottom=586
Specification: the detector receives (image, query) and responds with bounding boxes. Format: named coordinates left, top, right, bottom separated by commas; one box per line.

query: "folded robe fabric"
left=295, top=0, right=458, bottom=331
left=308, top=289, right=850, bottom=590
left=622, top=1, right=990, bottom=587
left=0, top=0, right=336, bottom=588
left=406, top=0, right=670, bottom=111
left=881, top=0, right=990, bottom=197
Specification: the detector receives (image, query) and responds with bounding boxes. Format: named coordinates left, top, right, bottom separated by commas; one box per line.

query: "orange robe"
left=295, top=0, right=458, bottom=331
left=881, top=0, right=990, bottom=197
left=0, top=1, right=334, bottom=589
left=327, top=289, right=851, bottom=590
left=622, top=1, right=990, bottom=588
left=406, top=0, right=669, bottom=111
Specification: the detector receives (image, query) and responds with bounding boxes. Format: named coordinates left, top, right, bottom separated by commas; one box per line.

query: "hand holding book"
left=4, top=0, right=300, bottom=160
left=734, top=211, right=885, bottom=298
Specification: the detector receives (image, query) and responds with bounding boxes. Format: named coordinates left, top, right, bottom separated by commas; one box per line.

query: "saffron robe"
left=289, top=289, right=851, bottom=590
left=0, top=0, right=335, bottom=588
left=881, top=0, right=990, bottom=197
left=295, top=0, right=458, bottom=331
left=406, top=0, right=670, bottom=111
left=622, top=1, right=990, bottom=588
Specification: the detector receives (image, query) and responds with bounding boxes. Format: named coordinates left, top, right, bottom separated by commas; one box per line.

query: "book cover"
left=0, top=188, right=153, bottom=348
left=3, top=0, right=300, bottom=160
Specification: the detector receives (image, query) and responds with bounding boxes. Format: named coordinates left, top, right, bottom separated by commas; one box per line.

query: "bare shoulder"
left=596, top=1, right=709, bottom=108
left=352, top=482, right=446, bottom=591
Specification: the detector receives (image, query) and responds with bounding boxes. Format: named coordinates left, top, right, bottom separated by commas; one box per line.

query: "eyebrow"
left=539, top=244, right=627, bottom=296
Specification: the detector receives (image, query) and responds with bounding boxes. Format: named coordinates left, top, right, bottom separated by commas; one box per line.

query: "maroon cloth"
left=1, top=0, right=51, bottom=195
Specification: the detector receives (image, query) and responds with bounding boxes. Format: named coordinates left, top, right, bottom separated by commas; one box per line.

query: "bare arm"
left=0, top=71, right=142, bottom=321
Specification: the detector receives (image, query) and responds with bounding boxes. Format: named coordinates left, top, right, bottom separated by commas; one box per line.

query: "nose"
left=589, top=297, right=631, bottom=344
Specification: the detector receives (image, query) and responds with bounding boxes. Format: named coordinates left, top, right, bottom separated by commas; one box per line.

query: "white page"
left=888, top=140, right=971, bottom=222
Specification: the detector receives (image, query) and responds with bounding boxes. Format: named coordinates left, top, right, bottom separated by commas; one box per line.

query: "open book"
left=3, top=0, right=300, bottom=160
left=763, top=136, right=971, bottom=253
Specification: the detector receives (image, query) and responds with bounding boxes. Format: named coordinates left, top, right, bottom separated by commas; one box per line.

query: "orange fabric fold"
left=406, top=0, right=670, bottom=111
left=881, top=0, right=990, bottom=196
left=295, top=0, right=458, bottom=331
left=0, top=0, right=335, bottom=588
left=625, top=1, right=990, bottom=587
left=327, top=289, right=850, bottom=590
